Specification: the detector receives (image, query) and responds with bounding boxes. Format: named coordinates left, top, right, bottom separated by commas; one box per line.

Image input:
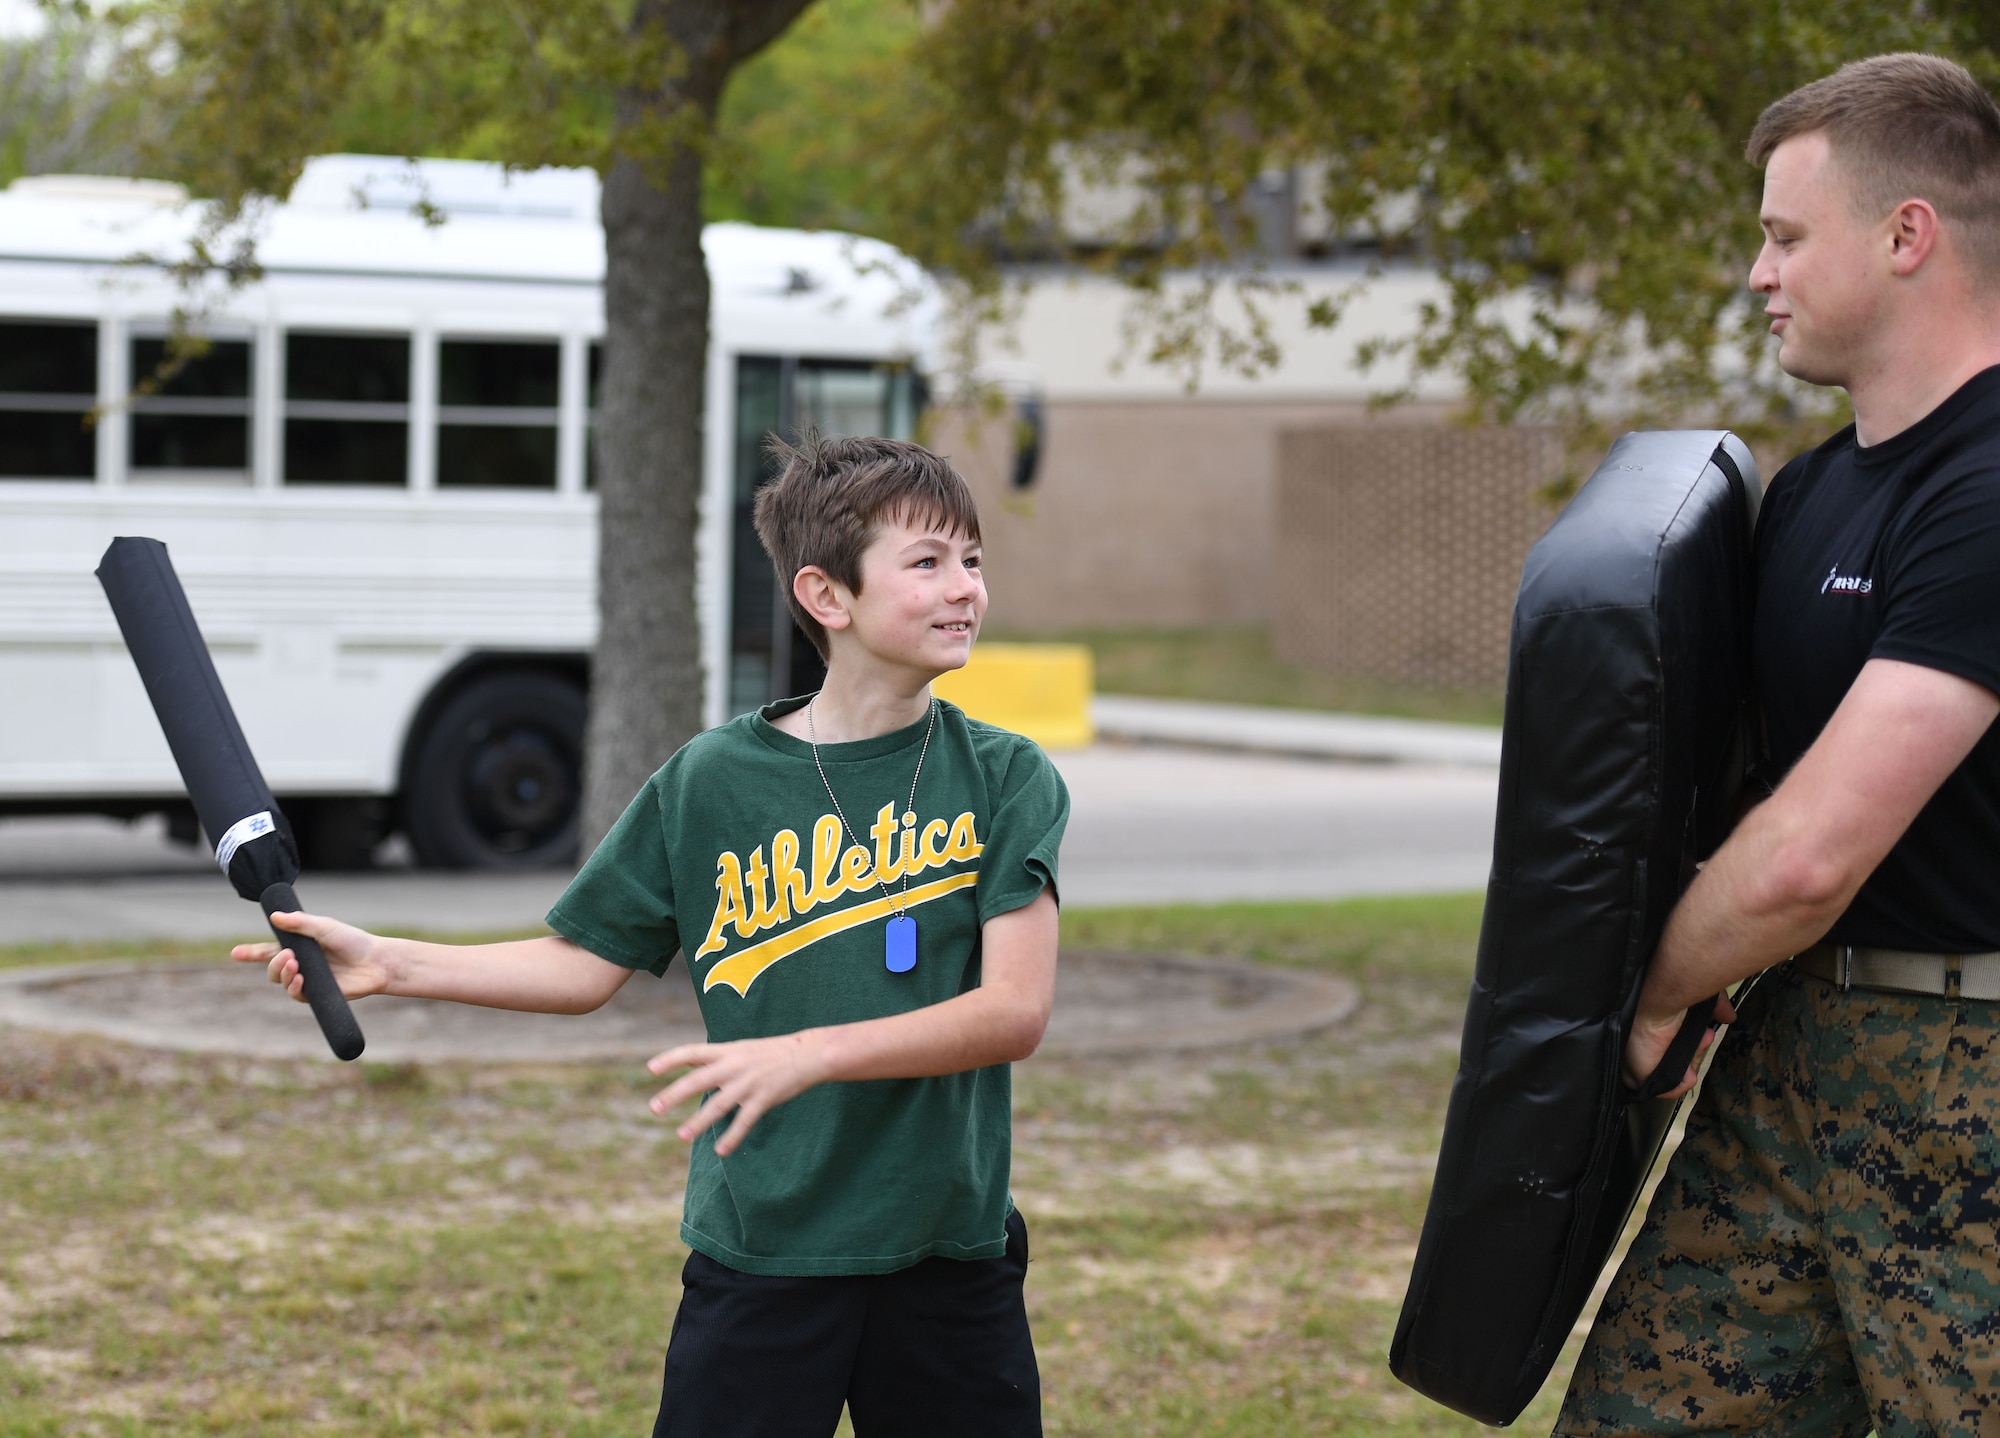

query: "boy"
left=241, top=434, right=1067, bottom=1437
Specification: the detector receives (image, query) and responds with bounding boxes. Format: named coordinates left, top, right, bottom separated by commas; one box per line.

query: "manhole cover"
left=0, top=951, right=1356, bottom=1063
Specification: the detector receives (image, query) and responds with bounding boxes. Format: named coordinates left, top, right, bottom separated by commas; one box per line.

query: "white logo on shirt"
left=1821, top=564, right=1873, bottom=596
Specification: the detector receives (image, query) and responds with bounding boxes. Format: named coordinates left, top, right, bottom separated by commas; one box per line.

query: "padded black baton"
left=96, top=536, right=367, bottom=1062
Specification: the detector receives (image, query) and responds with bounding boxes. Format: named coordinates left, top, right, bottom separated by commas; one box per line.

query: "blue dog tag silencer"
left=885, top=915, right=917, bottom=973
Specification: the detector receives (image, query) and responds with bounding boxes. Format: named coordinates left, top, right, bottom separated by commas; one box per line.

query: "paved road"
left=1054, top=743, right=1494, bottom=905
left=0, top=742, right=1497, bottom=945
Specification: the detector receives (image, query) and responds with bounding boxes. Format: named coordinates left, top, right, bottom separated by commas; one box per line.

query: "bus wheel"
left=404, top=672, right=585, bottom=869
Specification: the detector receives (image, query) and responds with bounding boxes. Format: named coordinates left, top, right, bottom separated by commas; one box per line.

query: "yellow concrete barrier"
left=932, top=643, right=1094, bottom=750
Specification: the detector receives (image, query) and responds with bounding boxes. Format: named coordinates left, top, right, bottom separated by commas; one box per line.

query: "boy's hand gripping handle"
left=260, top=882, right=366, bottom=1062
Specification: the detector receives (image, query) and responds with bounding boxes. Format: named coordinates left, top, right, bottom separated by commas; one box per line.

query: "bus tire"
left=403, top=671, right=586, bottom=870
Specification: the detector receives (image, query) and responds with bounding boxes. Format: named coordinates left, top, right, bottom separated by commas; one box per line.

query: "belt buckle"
left=1947, top=954, right=1964, bottom=1003
left=1838, top=945, right=1854, bottom=992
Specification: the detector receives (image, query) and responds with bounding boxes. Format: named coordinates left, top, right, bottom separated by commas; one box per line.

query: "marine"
left=1558, top=52, right=2000, bottom=1438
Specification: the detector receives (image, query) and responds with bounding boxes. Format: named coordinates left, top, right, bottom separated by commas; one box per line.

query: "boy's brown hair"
left=1747, top=53, right=2000, bottom=284
left=752, top=432, right=982, bottom=661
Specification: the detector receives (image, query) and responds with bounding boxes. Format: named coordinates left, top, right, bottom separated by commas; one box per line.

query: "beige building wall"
left=937, top=270, right=1762, bottom=683
left=934, top=399, right=1454, bottom=633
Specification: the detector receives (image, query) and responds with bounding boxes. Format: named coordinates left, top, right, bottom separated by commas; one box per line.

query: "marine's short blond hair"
left=752, top=432, right=981, bottom=661
left=1747, top=53, right=2000, bottom=284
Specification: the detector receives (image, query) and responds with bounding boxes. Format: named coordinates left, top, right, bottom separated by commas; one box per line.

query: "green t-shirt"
left=545, top=696, right=1068, bottom=1277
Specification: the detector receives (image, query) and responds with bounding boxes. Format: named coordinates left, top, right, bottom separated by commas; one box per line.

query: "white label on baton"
left=215, top=811, right=277, bottom=872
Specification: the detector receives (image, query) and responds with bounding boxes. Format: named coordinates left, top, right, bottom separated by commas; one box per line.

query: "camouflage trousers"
left=1555, top=962, right=2000, bottom=1438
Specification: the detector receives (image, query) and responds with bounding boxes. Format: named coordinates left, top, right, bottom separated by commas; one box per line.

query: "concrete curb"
left=1091, top=695, right=1503, bottom=768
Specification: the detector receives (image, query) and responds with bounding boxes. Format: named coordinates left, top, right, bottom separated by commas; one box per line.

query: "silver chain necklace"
left=807, top=695, right=937, bottom=973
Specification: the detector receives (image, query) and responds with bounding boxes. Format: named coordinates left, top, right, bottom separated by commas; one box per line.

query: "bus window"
left=889, top=366, right=922, bottom=439
left=584, top=342, right=600, bottom=490
left=796, top=363, right=895, bottom=439
left=437, top=338, right=559, bottom=488
left=0, top=319, right=96, bottom=480
left=283, top=332, right=410, bottom=485
left=729, top=356, right=785, bottom=714
left=726, top=357, right=922, bottom=713
left=129, top=336, right=252, bottom=481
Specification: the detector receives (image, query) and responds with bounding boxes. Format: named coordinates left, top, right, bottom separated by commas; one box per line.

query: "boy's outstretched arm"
left=647, top=886, right=1058, bottom=1156
left=235, top=910, right=635, bottom=1015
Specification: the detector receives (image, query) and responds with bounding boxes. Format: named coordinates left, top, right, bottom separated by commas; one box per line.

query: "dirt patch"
left=0, top=949, right=1356, bottom=1063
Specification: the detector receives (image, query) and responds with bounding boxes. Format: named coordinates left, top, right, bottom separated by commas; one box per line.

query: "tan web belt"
left=1793, top=942, right=2000, bottom=1002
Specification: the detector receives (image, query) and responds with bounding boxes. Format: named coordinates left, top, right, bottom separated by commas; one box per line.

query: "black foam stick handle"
left=1628, top=996, right=1717, bottom=1103
left=261, top=882, right=365, bottom=1062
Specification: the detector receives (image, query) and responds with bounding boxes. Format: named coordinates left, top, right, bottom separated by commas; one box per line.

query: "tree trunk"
left=587, top=147, right=708, bottom=852
left=582, top=0, right=816, bottom=851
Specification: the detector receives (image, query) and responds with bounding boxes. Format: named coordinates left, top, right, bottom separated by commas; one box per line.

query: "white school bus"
left=0, top=155, right=938, bottom=868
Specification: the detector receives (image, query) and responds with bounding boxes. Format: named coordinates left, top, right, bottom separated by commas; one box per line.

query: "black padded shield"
left=96, top=536, right=365, bottom=1062
left=1389, top=431, right=1760, bottom=1424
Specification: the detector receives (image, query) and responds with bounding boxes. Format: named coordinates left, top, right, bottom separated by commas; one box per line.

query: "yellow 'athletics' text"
left=696, top=804, right=983, bottom=962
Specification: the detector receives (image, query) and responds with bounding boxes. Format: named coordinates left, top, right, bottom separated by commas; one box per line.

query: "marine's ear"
left=792, top=565, right=853, bottom=634
left=1885, top=195, right=1942, bottom=278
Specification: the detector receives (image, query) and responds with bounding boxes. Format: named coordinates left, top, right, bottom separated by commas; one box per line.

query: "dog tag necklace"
left=808, top=695, right=937, bottom=974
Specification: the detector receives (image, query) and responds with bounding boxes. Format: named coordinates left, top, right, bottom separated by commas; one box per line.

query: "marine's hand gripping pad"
left=1388, top=432, right=1760, bottom=1424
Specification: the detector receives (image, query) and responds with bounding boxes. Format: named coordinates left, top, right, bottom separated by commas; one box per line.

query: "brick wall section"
left=1274, top=426, right=1563, bottom=689
left=931, top=400, right=1455, bottom=632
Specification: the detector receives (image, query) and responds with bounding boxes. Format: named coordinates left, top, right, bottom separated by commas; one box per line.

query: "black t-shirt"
left=1754, top=365, right=2000, bottom=951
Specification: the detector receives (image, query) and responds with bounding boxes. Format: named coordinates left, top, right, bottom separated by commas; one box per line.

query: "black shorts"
left=652, top=1207, right=1041, bottom=1438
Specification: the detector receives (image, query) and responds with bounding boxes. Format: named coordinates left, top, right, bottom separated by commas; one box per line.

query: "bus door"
left=727, top=356, right=922, bottom=714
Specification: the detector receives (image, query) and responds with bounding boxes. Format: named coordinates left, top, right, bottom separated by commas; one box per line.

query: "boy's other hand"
left=647, top=1033, right=830, bottom=1157
left=232, top=910, right=393, bottom=1003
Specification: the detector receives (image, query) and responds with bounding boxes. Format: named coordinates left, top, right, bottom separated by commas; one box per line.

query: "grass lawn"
left=0, top=894, right=1598, bottom=1435
left=993, top=627, right=1507, bottom=728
